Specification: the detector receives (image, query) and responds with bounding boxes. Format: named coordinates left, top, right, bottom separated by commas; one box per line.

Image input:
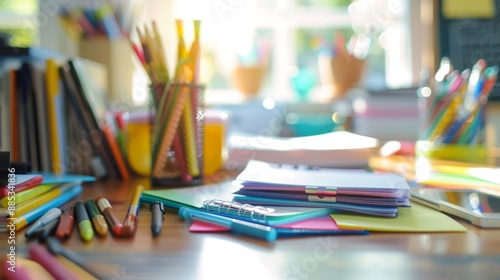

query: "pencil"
left=176, top=19, right=187, bottom=62
left=180, top=91, right=200, bottom=176
left=136, top=26, right=157, bottom=85
left=144, top=24, right=160, bottom=81
left=152, top=20, right=169, bottom=83
left=172, top=131, right=192, bottom=181
left=152, top=61, right=191, bottom=177
left=122, top=185, right=143, bottom=237
left=152, top=84, right=189, bottom=176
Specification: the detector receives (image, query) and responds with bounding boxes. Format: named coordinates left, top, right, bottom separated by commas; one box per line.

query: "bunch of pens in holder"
left=130, top=19, right=204, bottom=186
left=149, top=82, right=204, bottom=186
left=416, top=58, right=498, bottom=164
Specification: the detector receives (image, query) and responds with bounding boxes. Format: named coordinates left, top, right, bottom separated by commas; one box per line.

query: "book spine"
left=46, top=59, right=66, bottom=174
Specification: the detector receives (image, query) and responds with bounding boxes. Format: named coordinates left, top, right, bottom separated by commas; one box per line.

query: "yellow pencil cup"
left=124, top=112, right=152, bottom=177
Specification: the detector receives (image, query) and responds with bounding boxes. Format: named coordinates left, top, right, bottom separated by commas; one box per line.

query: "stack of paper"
left=227, top=131, right=379, bottom=169
left=233, top=160, right=411, bottom=217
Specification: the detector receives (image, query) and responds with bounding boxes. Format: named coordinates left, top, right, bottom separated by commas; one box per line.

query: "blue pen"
left=274, top=228, right=369, bottom=237
left=178, top=207, right=277, bottom=242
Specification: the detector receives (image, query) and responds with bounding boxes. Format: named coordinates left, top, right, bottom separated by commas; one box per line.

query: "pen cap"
left=96, top=197, right=122, bottom=232
left=75, top=201, right=90, bottom=222
left=25, top=208, right=62, bottom=237
left=34, top=218, right=60, bottom=241
left=56, top=214, right=75, bottom=239
left=231, top=220, right=277, bottom=242
left=26, top=218, right=59, bottom=239
left=150, top=201, right=165, bottom=213
left=84, top=199, right=101, bottom=218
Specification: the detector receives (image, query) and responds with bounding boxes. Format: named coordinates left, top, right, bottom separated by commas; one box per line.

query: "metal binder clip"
left=305, top=186, right=337, bottom=195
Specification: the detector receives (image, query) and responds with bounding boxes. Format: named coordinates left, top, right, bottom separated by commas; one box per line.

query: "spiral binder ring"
left=202, top=199, right=274, bottom=221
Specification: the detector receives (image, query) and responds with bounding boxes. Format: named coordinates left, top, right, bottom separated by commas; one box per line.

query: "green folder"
left=331, top=202, right=467, bottom=232
left=141, top=182, right=333, bottom=226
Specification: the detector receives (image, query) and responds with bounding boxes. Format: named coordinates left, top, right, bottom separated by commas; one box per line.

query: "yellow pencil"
left=180, top=91, right=200, bottom=177
left=188, top=20, right=201, bottom=83
left=176, top=19, right=187, bottom=61
left=122, top=185, right=144, bottom=236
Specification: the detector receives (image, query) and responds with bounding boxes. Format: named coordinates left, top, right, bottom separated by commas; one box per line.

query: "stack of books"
left=0, top=48, right=130, bottom=180
left=0, top=173, right=94, bottom=231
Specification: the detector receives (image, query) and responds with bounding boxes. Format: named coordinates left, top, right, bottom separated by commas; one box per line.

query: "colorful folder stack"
left=233, top=160, right=410, bottom=217
left=141, top=169, right=467, bottom=240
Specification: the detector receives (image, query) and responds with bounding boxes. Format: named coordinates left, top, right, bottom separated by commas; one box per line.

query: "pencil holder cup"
left=149, top=83, right=205, bottom=187
left=415, top=81, right=489, bottom=165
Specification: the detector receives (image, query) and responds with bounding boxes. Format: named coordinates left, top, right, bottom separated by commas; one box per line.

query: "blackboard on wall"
left=438, top=0, right=500, bottom=101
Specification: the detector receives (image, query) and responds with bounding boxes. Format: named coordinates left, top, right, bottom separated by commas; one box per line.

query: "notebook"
left=140, top=182, right=336, bottom=226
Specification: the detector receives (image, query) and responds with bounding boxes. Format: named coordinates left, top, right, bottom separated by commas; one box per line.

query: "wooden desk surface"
left=2, top=173, right=500, bottom=280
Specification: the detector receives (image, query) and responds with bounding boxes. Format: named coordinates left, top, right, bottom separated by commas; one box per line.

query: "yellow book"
left=6, top=183, right=75, bottom=219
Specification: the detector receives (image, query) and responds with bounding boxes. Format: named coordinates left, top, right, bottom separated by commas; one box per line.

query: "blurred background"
left=2, top=0, right=499, bottom=145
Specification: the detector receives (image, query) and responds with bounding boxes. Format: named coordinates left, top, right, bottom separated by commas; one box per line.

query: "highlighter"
left=25, top=208, right=62, bottom=238
left=85, top=199, right=108, bottom=236
left=75, top=201, right=94, bottom=241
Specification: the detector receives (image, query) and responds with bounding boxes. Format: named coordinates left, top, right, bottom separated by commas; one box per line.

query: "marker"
left=28, top=243, right=80, bottom=280
left=29, top=218, right=60, bottom=241
left=85, top=199, right=108, bottom=236
left=178, top=207, right=277, bottom=242
left=25, top=208, right=62, bottom=238
left=75, top=201, right=94, bottom=241
left=55, top=205, right=75, bottom=239
left=96, top=197, right=123, bottom=236
left=122, top=185, right=143, bottom=237
left=150, top=201, right=164, bottom=237
left=46, top=237, right=105, bottom=280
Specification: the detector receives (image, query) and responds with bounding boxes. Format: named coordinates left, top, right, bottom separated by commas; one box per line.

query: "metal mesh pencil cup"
left=149, top=82, right=205, bottom=186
